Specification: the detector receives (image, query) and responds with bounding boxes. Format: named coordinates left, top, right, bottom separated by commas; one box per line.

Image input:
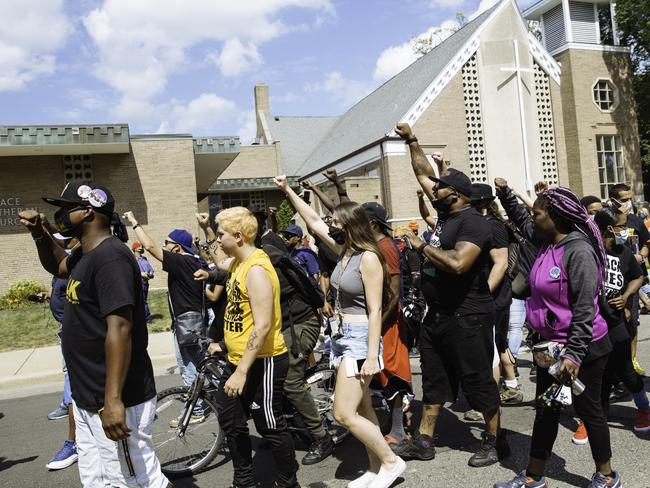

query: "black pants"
left=530, top=353, right=611, bottom=464
left=420, top=312, right=500, bottom=412
left=215, top=353, right=298, bottom=487
left=602, top=337, right=645, bottom=415
left=494, top=306, right=510, bottom=354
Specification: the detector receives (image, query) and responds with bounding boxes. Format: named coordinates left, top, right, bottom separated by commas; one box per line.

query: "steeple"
left=523, top=0, right=620, bottom=55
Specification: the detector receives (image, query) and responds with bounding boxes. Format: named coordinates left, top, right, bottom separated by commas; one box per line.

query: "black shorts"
left=419, top=312, right=500, bottom=412
left=494, top=307, right=510, bottom=354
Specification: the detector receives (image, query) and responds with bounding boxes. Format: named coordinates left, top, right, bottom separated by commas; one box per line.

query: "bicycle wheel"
left=308, top=367, right=350, bottom=445
left=152, top=386, right=224, bottom=478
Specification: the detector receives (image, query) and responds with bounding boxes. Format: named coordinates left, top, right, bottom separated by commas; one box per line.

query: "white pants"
left=73, top=398, right=169, bottom=488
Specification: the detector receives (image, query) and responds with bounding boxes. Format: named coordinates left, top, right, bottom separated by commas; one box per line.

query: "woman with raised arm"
left=274, top=175, right=406, bottom=488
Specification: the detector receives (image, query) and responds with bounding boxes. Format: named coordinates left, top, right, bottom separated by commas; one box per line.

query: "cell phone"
left=345, top=356, right=384, bottom=377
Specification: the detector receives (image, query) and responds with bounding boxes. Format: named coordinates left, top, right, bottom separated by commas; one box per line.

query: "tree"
left=615, top=0, right=650, bottom=198
left=276, top=199, right=294, bottom=231
left=411, top=14, right=464, bottom=56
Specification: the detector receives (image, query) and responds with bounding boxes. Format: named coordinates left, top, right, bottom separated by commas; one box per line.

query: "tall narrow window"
left=596, top=135, right=624, bottom=199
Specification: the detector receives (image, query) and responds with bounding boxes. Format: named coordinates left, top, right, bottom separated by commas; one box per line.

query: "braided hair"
left=537, top=186, right=607, bottom=283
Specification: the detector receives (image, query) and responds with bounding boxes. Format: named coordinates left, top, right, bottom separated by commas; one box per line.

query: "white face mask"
left=617, top=199, right=633, bottom=214
left=614, top=228, right=630, bottom=245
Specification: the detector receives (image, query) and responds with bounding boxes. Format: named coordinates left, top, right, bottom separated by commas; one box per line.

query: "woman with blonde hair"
left=274, top=176, right=405, bottom=488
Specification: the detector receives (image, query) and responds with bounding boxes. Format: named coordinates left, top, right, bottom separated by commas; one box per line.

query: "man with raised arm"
left=391, top=123, right=509, bottom=468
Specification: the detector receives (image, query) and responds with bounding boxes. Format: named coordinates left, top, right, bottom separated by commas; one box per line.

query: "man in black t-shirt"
left=123, top=212, right=207, bottom=422
left=394, top=123, right=508, bottom=468
left=20, top=181, right=168, bottom=487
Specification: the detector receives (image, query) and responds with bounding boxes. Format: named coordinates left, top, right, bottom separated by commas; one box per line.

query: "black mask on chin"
left=54, top=206, right=88, bottom=238
left=430, top=192, right=457, bottom=214
left=328, top=226, right=346, bottom=245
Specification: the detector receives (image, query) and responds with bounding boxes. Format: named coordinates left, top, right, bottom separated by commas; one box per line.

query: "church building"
left=218, top=0, right=642, bottom=228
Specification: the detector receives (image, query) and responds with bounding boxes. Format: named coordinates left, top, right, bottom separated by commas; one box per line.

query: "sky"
left=1, top=0, right=536, bottom=144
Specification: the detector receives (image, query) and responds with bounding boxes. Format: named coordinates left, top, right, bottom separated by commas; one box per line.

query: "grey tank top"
left=330, top=252, right=367, bottom=315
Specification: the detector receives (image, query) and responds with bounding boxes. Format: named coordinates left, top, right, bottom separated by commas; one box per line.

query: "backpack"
left=505, top=223, right=538, bottom=298
left=277, top=255, right=325, bottom=310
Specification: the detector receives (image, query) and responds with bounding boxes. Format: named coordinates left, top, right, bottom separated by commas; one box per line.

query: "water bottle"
left=548, top=361, right=585, bottom=396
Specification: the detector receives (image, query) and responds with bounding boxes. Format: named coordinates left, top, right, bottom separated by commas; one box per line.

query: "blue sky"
left=1, top=0, right=534, bottom=143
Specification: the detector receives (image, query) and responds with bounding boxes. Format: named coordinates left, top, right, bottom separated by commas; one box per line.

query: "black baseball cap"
left=470, top=183, right=496, bottom=203
left=43, top=180, right=115, bottom=216
left=429, top=168, right=472, bottom=197
left=362, top=202, right=392, bottom=231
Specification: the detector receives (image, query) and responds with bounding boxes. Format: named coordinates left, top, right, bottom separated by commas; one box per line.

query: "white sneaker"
left=367, top=457, right=406, bottom=488
left=348, top=471, right=377, bottom=488
left=169, top=414, right=205, bottom=428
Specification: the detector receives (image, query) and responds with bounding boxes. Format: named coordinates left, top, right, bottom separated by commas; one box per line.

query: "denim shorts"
left=329, top=318, right=382, bottom=369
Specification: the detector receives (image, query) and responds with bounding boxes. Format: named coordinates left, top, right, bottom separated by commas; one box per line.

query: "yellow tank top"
left=224, top=249, right=287, bottom=365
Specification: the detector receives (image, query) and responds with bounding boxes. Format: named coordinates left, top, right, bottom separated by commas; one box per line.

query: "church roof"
left=267, top=115, right=338, bottom=175
left=295, top=4, right=499, bottom=178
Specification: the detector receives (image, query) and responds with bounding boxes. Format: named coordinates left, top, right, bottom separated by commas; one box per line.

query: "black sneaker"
left=609, top=381, right=628, bottom=402
left=301, top=432, right=334, bottom=465
left=390, top=432, right=435, bottom=460
left=468, top=431, right=500, bottom=467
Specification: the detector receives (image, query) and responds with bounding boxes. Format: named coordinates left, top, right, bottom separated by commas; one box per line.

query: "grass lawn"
left=0, top=289, right=172, bottom=352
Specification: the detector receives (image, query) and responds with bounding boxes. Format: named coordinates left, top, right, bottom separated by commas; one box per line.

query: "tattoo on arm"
left=246, top=330, right=259, bottom=351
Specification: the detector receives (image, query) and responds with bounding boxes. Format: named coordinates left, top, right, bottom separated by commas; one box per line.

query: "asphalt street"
left=1, top=331, right=650, bottom=488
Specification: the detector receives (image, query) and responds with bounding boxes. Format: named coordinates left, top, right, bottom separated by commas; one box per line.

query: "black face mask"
left=328, top=226, right=346, bottom=245
left=54, top=206, right=87, bottom=238
left=430, top=192, right=456, bottom=214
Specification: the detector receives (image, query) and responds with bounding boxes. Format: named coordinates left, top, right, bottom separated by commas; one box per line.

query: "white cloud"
left=83, top=0, right=334, bottom=116
left=430, top=0, right=465, bottom=7
left=0, top=0, right=71, bottom=91
left=305, top=71, right=375, bottom=109
left=471, top=0, right=500, bottom=19
left=157, top=93, right=238, bottom=134
left=211, top=38, right=262, bottom=78
left=373, top=20, right=459, bottom=82
left=237, top=111, right=257, bottom=145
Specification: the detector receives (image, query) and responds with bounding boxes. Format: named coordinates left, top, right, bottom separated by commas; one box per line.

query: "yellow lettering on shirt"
left=66, top=279, right=81, bottom=304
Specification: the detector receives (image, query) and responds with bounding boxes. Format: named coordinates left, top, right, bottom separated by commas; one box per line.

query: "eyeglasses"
left=164, top=240, right=178, bottom=247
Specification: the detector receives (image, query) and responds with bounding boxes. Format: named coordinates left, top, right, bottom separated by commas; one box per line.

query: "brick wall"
left=0, top=137, right=200, bottom=294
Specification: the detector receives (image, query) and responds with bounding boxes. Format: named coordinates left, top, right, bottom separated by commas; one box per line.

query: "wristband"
left=33, top=233, right=46, bottom=243
left=132, top=224, right=140, bottom=230
left=417, top=242, right=428, bottom=255
left=405, top=136, right=418, bottom=145
left=206, top=238, right=217, bottom=246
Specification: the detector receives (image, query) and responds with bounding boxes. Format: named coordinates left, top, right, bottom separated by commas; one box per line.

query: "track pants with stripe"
left=216, top=352, right=298, bottom=487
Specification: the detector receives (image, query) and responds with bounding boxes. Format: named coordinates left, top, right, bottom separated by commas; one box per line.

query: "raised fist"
left=395, top=123, right=414, bottom=140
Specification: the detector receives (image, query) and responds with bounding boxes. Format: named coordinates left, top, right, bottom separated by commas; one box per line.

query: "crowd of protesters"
left=18, top=121, right=650, bottom=488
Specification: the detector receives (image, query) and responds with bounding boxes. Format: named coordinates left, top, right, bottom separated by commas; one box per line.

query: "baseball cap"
left=470, top=183, right=496, bottom=203
left=283, top=223, right=303, bottom=238
left=429, top=168, right=472, bottom=197
left=362, top=202, right=392, bottom=231
left=167, top=229, right=194, bottom=254
left=131, top=241, right=144, bottom=252
left=43, top=180, right=115, bottom=217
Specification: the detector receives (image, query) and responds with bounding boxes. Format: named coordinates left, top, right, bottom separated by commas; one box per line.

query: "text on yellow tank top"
left=224, top=248, right=287, bottom=365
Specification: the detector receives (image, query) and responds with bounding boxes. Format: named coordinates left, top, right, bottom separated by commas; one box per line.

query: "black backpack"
left=505, top=223, right=538, bottom=298
left=277, top=255, right=325, bottom=310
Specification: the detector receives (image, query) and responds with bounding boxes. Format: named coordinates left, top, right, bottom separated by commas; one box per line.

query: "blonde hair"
left=215, top=207, right=258, bottom=244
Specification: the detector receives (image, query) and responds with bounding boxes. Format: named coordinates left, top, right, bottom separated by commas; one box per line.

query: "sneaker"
left=46, top=440, right=77, bottom=470
left=609, top=382, right=628, bottom=402
left=367, top=456, right=406, bottom=488
left=47, top=403, right=68, bottom=420
left=468, top=431, right=507, bottom=467
left=587, top=470, right=622, bottom=488
left=494, top=470, right=547, bottom=488
left=301, top=432, right=334, bottom=465
left=169, top=414, right=205, bottom=428
left=464, top=409, right=483, bottom=421
left=633, top=357, right=646, bottom=376
left=389, top=432, right=435, bottom=460
left=348, top=472, right=377, bottom=488
left=634, top=408, right=650, bottom=432
left=500, top=385, right=524, bottom=405
left=572, top=421, right=588, bottom=445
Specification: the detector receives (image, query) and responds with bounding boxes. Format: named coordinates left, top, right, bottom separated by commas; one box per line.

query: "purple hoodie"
left=526, top=232, right=608, bottom=365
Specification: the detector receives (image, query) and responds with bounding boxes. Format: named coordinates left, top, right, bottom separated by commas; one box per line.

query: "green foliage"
left=615, top=0, right=649, bottom=198
left=0, top=280, right=48, bottom=310
left=276, top=199, right=295, bottom=231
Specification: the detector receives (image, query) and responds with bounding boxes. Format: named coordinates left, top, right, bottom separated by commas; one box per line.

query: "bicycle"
left=152, top=338, right=348, bottom=478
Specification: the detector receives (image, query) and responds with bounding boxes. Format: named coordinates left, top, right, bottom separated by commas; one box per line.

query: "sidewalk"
left=0, top=331, right=177, bottom=400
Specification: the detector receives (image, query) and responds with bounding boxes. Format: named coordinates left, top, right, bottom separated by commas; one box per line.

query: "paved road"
left=1, top=331, right=650, bottom=487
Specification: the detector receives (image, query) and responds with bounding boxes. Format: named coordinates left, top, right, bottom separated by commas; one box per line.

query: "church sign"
left=0, top=197, right=37, bottom=227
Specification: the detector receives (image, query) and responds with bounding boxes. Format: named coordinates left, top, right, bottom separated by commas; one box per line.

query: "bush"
left=0, top=280, right=48, bottom=310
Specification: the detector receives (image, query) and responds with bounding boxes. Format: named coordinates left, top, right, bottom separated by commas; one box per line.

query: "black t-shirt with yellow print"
left=62, top=236, right=156, bottom=412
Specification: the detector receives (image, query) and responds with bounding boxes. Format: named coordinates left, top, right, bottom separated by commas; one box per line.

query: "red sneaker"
left=572, top=422, right=588, bottom=445
left=634, top=408, right=650, bottom=433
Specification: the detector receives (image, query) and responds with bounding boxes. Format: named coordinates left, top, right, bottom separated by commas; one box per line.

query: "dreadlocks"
left=537, top=187, right=607, bottom=282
